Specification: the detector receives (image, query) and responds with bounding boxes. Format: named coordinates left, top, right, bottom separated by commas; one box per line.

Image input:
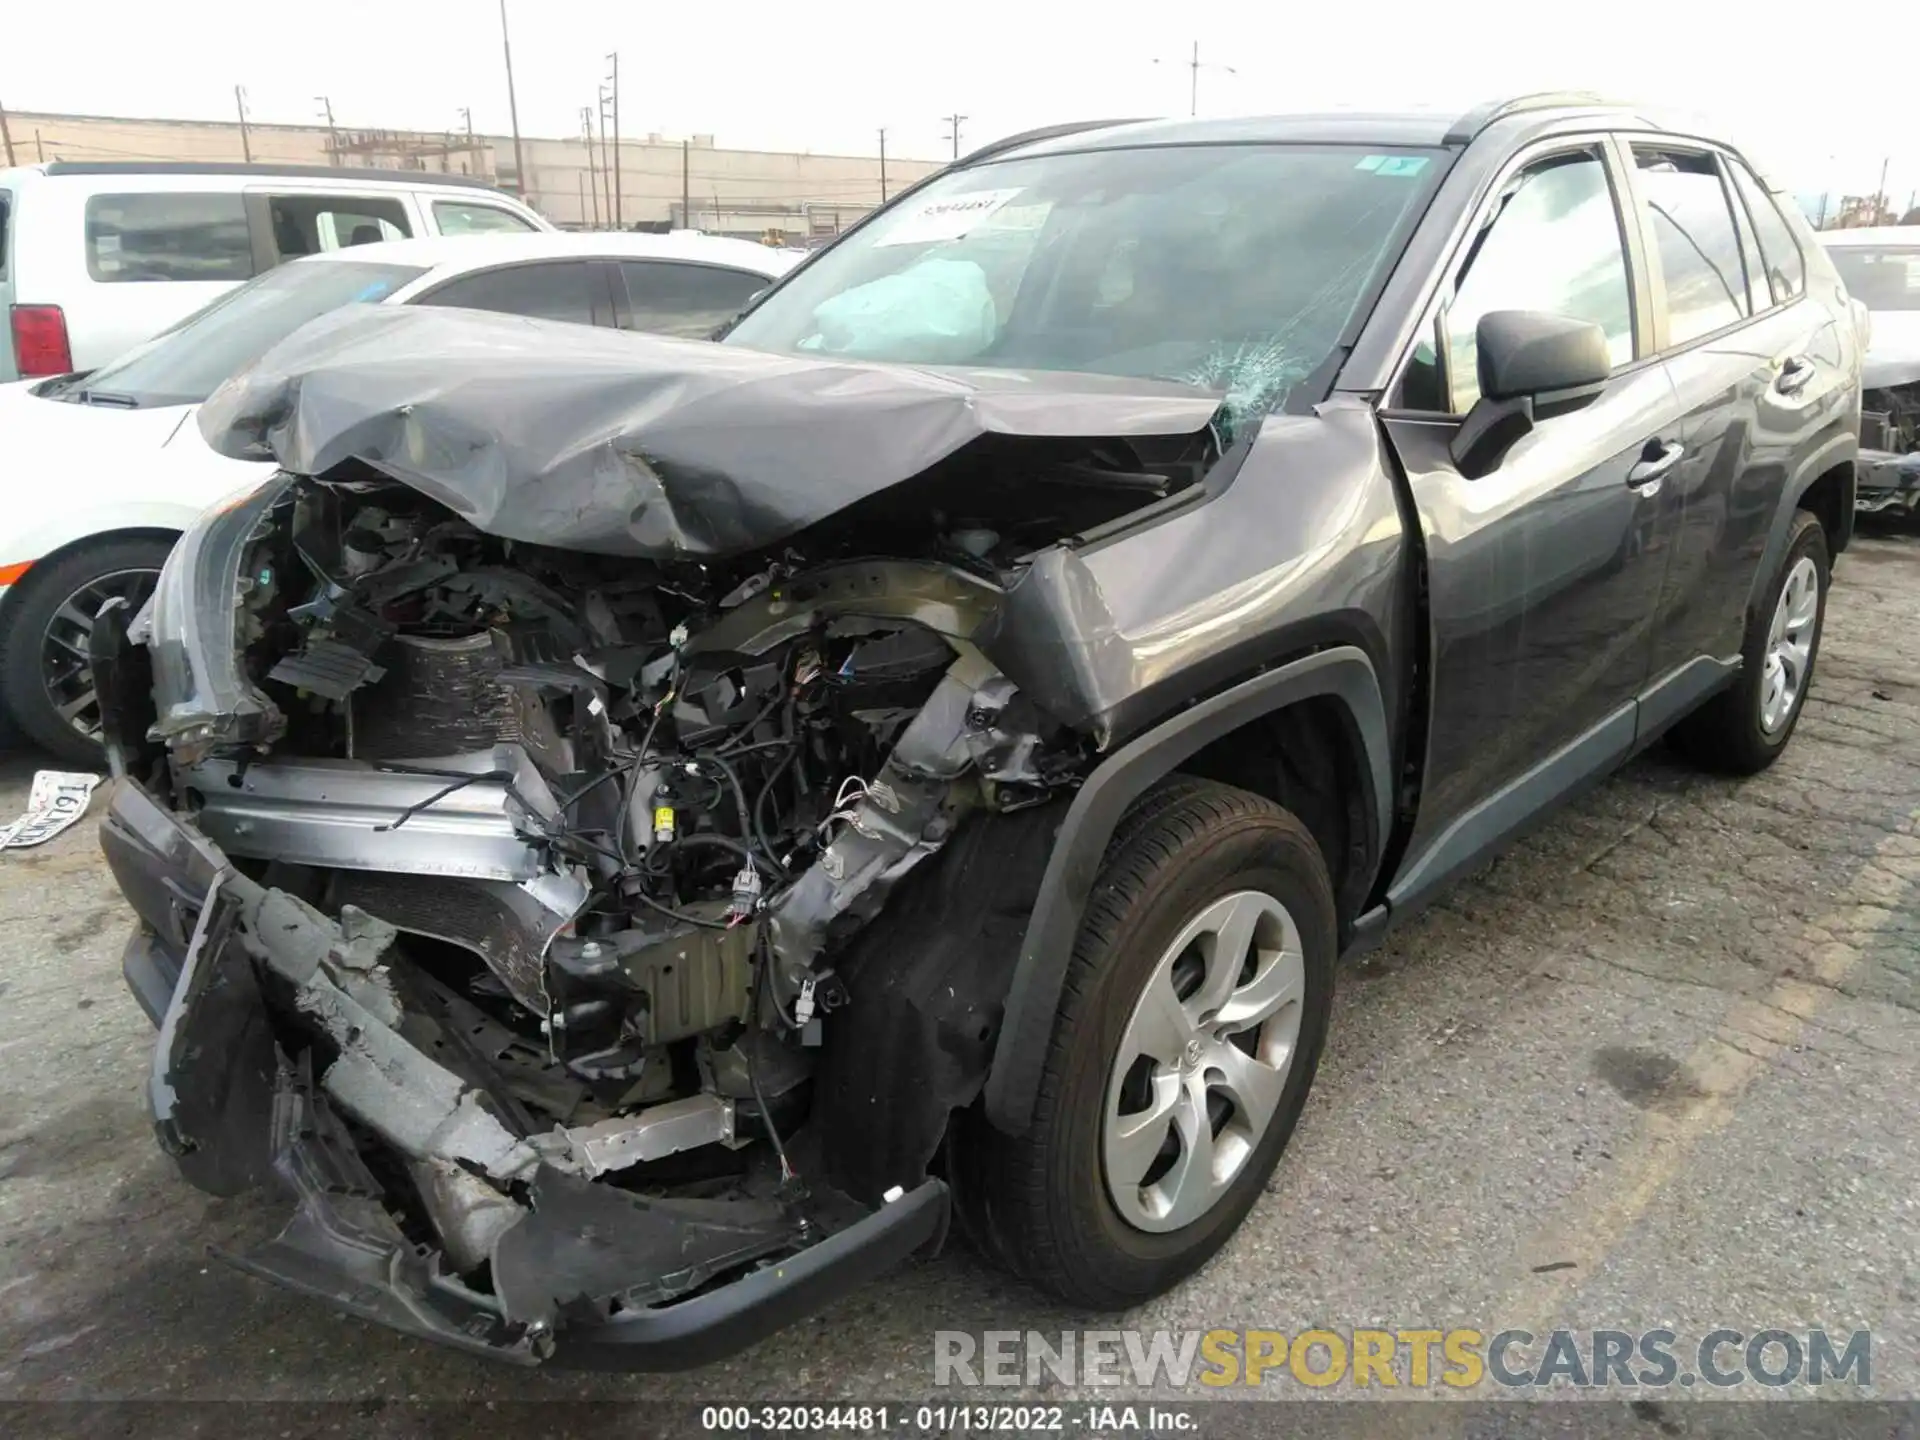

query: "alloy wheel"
left=1102, top=889, right=1306, bottom=1233
left=1759, top=555, right=1819, bottom=734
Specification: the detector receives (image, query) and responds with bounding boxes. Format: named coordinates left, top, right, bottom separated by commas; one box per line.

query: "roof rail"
left=955, top=118, right=1147, bottom=167
left=36, top=160, right=510, bottom=191
left=1442, top=91, right=1625, bottom=146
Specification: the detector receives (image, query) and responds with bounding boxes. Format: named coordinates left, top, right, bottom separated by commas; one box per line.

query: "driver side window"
left=1420, top=151, right=1635, bottom=413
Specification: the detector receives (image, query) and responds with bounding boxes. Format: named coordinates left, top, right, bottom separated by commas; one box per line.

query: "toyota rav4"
left=92, top=95, right=1858, bottom=1368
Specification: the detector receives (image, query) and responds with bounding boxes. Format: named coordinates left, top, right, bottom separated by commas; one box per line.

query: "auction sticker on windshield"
left=874, top=188, right=1026, bottom=246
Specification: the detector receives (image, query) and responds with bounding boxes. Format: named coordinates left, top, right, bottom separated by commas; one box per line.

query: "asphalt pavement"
left=0, top=527, right=1915, bottom=1413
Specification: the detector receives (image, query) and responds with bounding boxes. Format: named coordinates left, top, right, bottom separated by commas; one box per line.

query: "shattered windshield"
left=726, top=142, right=1441, bottom=428
left=1830, top=247, right=1920, bottom=312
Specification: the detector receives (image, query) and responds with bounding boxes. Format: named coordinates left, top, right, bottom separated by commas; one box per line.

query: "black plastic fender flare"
left=1746, top=429, right=1856, bottom=620
left=981, top=646, right=1393, bottom=1137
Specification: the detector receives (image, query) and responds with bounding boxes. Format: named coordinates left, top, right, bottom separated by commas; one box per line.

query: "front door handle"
left=1776, top=355, right=1815, bottom=395
left=1627, top=440, right=1684, bottom=489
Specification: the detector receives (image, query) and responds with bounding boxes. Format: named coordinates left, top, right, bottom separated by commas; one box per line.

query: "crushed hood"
left=196, top=304, right=1225, bottom=560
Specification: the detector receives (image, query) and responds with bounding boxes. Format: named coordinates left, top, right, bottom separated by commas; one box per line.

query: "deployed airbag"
left=196, top=304, right=1224, bottom=560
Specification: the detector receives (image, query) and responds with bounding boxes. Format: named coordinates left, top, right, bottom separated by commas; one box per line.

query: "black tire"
left=0, top=535, right=173, bottom=767
left=1670, top=510, right=1829, bottom=776
left=953, top=779, right=1337, bottom=1309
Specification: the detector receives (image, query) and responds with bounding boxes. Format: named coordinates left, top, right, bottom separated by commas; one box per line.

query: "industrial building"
left=0, top=109, right=945, bottom=243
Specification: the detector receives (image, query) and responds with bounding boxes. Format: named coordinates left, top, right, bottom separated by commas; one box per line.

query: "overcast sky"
left=3, top=1, right=1911, bottom=201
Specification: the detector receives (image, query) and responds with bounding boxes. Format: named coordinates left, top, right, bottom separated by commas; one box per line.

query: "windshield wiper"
left=69, top=389, right=141, bottom=409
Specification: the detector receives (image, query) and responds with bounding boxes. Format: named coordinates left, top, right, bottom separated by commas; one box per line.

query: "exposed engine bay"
left=1860, top=383, right=1920, bottom=514
left=131, top=472, right=1071, bottom=1342
left=90, top=301, right=1243, bottom=1361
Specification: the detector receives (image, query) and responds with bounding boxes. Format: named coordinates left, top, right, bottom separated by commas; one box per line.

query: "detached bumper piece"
left=243, top=1055, right=951, bottom=1369
left=106, top=778, right=950, bottom=1368
left=1858, top=449, right=1920, bottom=514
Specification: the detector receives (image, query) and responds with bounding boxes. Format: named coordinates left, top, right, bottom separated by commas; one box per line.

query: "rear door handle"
left=1627, top=440, right=1684, bottom=489
left=1776, top=355, right=1815, bottom=394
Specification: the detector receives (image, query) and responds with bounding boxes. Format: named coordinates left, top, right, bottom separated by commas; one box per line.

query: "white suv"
left=0, top=230, right=795, bottom=762
left=0, top=161, right=550, bottom=380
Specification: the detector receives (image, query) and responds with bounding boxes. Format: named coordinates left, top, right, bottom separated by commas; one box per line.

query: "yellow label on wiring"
left=652, top=806, right=676, bottom=836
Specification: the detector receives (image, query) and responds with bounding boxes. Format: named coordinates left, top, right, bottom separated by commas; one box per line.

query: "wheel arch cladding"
left=981, top=646, right=1392, bottom=1137
left=1745, top=439, right=1855, bottom=623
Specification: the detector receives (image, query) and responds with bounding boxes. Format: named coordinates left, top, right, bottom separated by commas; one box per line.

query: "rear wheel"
left=954, top=779, right=1336, bottom=1309
left=1670, top=510, right=1828, bottom=775
left=0, top=536, right=172, bottom=766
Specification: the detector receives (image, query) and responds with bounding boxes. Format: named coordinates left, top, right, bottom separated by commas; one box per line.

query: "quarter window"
left=1727, top=160, right=1807, bottom=304
left=1437, top=151, right=1634, bottom=412
left=85, top=193, right=254, bottom=283
left=1632, top=147, right=1749, bottom=347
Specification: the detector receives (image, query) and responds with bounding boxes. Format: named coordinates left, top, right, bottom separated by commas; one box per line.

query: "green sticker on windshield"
left=1360, top=154, right=1430, bottom=177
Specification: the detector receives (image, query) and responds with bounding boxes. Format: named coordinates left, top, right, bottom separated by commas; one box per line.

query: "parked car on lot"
left=94, top=94, right=1856, bottom=1368
left=0, top=230, right=796, bottom=762
left=1820, top=227, right=1920, bottom=514
left=0, top=160, right=553, bottom=381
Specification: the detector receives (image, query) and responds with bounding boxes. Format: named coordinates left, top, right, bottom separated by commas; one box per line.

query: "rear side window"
left=265, top=194, right=412, bottom=259
left=1631, top=147, right=1749, bottom=347
left=85, top=193, right=254, bottom=283
left=618, top=260, right=768, bottom=338
left=1727, top=160, right=1807, bottom=304
left=416, top=260, right=605, bottom=326
left=434, top=200, right=537, bottom=235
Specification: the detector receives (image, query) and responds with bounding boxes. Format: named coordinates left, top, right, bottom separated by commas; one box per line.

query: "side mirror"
left=1450, top=310, right=1612, bottom=478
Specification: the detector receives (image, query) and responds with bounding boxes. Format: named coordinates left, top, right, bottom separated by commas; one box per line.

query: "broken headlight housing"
left=142, top=473, right=291, bottom=753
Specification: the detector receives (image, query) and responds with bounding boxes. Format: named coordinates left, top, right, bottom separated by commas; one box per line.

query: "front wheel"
left=953, top=780, right=1336, bottom=1309
left=1670, top=510, right=1828, bottom=775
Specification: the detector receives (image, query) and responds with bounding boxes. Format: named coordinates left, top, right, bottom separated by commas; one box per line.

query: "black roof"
left=33, top=161, right=512, bottom=192
left=989, top=94, right=1662, bottom=162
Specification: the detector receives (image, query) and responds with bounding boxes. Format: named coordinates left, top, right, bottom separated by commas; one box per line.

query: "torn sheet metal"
left=195, top=303, right=1225, bottom=560
left=0, top=770, right=103, bottom=849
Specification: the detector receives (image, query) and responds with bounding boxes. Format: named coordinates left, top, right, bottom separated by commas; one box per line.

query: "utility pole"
left=498, top=0, right=526, bottom=196
left=878, top=127, right=888, bottom=203
left=942, top=112, right=967, bottom=160
left=459, top=107, right=472, bottom=139
left=234, top=85, right=253, bottom=162
left=580, top=108, right=600, bottom=227
left=1878, top=155, right=1891, bottom=222
left=1153, top=41, right=1235, bottom=117
left=596, top=86, right=613, bottom=224
left=0, top=97, right=16, bottom=167
left=682, top=138, right=691, bottom=230
left=606, top=52, right=621, bottom=229
left=316, top=96, right=338, bottom=165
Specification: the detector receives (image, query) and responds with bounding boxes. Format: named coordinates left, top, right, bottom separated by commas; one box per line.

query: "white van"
left=0, top=161, right=551, bottom=380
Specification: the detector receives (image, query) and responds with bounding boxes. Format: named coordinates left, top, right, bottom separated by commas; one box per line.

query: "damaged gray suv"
left=93, top=95, right=1860, bottom=1368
